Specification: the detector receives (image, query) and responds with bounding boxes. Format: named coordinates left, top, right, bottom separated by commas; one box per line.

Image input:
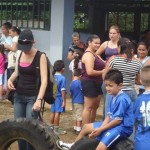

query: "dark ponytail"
left=74, top=49, right=84, bottom=70
left=118, top=37, right=133, bottom=60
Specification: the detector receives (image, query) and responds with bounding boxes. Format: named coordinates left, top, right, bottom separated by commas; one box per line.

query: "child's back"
left=70, top=79, right=84, bottom=104
left=134, top=65, right=150, bottom=150
left=134, top=92, right=150, bottom=150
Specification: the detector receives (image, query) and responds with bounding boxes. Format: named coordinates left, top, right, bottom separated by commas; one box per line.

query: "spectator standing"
left=141, top=29, right=150, bottom=52
left=50, top=60, right=67, bottom=135
left=7, top=29, right=48, bottom=150
left=0, top=22, right=12, bottom=70
left=67, top=32, right=85, bottom=61
left=105, top=37, right=142, bottom=103
left=4, top=26, right=21, bottom=79
left=96, top=25, right=120, bottom=61
left=81, top=34, right=105, bottom=125
left=0, top=44, right=6, bottom=101
left=134, top=66, right=150, bottom=150
left=136, top=42, right=150, bottom=94
left=70, top=69, right=84, bottom=134
left=96, top=25, right=120, bottom=118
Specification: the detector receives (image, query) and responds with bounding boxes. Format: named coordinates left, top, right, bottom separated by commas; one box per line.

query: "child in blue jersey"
left=134, top=65, right=150, bottom=150
left=50, top=60, right=67, bottom=135
left=70, top=69, right=84, bottom=134
left=57, top=69, right=134, bottom=150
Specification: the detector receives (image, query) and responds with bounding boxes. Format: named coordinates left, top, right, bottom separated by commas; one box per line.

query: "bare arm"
left=145, top=59, right=150, bottom=66
left=67, top=51, right=75, bottom=61
left=33, top=53, right=48, bottom=111
left=4, top=42, right=17, bottom=52
left=82, top=52, right=104, bottom=76
left=96, top=41, right=107, bottom=56
left=89, top=117, right=121, bottom=138
left=135, top=73, right=141, bottom=85
left=61, top=90, right=66, bottom=107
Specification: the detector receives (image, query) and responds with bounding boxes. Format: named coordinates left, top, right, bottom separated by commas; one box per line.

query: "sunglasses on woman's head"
left=18, top=39, right=33, bottom=45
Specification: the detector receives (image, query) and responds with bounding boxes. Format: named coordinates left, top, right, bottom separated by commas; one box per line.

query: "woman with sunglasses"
left=7, top=29, right=47, bottom=150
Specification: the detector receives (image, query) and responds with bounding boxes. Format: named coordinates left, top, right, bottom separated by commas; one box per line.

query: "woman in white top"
left=137, top=42, right=150, bottom=94
left=4, top=26, right=21, bottom=79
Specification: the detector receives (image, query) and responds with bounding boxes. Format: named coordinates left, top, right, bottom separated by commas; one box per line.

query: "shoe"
left=54, top=128, right=67, bottom=135
left=56, top=140, right=73, bottom=150
left=75, top=130, right=80, bottom=135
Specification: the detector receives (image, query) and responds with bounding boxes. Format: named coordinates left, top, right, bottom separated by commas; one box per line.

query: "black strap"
left=35, top=51, right=45, bottom=121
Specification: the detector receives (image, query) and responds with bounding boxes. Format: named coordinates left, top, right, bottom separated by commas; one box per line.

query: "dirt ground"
left=0, top=97, right=103, bottom=149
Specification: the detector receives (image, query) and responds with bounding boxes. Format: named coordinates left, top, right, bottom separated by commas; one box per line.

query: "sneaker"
left=54, top=128, right=67, bottom=135
left=56, top=140, right=73, bottom=150
left=75, top=130, right=80, bottom=135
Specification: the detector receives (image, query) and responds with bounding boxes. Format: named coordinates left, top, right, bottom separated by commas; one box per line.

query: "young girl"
left=4, top=26, right=21, bottom=79
left=0, top=44, right=6, bottom=100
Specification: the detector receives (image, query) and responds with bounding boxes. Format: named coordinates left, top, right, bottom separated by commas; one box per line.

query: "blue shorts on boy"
left=51, top=73, right=66, bottom=113
left=134, top=91, right=150, bottom=150
left=93, top=91, right=133, bottom=148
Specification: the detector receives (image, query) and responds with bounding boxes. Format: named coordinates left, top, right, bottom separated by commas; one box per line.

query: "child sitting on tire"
left=57, top=69, right=134, bottom=150
left=134, top=65, right=150, bottom=150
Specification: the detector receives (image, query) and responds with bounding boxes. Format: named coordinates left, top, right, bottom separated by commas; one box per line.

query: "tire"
left=0, top=118, right=59, bottom=150
left=71, top=136, right=134, bottom=150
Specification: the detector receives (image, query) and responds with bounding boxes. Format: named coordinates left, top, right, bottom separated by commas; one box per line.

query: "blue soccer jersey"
left=55, top=73, right=66, bottom=97
left=107, top=91, right=134, bottom=136
left=70, top=80, right=84, bottom=104
left=134, top=91, right=150, bottom=150
left=51, top=73, right=66, bottom=113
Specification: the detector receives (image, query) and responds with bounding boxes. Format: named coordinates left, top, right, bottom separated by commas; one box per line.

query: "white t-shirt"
left=69, top=59, right=82, bottom=72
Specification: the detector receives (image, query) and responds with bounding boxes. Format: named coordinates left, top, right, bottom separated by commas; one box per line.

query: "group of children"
left=49, top=59, right=84, bottom=135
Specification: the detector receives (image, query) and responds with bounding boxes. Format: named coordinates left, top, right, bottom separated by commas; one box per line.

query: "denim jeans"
left=122, top=89, right=137, bottom=103
left=14, top=92, right=38, bottom=150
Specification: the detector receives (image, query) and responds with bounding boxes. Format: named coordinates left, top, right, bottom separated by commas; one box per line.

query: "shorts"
left=51, top=96, right=65, bottom=113
left=93, top=122, right=121, bottom=147
left=72, top=103, right=83, bottom=121
left=0, top=74, right=5, bottom=85
left=81, top=79, right=102, bottom=97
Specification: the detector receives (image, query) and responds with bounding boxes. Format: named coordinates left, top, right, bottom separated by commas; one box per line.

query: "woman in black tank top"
left=7, top=29, right=48, bottom=150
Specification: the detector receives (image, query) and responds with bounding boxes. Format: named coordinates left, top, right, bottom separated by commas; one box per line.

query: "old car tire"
left=71, top=136, right=134, bottom=150
left=0, top=118, right=59, bottom=150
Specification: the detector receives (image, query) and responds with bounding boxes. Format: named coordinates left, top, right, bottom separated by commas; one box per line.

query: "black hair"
left=104, top=69, right=123, bottom=85
left=86, top=34, right=100, bottom=46
left=53, top=60, right=65, bottom=74
left=0, top=44, right=5, bottom=56
left=73, top=69, right=81, bottom=77
left=74, top=48, right=84, bottom=70
left=2, top=22, right=12, bottom=29
left=11, top=26, right=21, bottom=35
left=118, top=37, right=134, bottom=60
left=137, top=41, right=149, bottom=50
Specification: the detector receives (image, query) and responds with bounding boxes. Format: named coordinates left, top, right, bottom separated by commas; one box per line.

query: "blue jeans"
left=14, top=92, right=38, bottom=150
left=122, top=89, right=137, bottom=103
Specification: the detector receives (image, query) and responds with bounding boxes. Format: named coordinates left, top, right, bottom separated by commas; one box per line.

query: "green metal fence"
left=0, top=0, right=51, bottom=30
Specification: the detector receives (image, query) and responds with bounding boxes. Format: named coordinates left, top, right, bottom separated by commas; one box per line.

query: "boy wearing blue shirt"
left=50, top=60, right=67, bottom=135
left=134, top=65, right=150, bottom=150
left=70, top=69, right=84, bottom=134
left=57, top=69, right=134, bottom=150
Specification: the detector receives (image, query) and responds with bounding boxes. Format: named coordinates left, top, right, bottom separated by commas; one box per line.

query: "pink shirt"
left=19, top=62, right=31, bottom=67
left=0, top=54, right=5, bottom=74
